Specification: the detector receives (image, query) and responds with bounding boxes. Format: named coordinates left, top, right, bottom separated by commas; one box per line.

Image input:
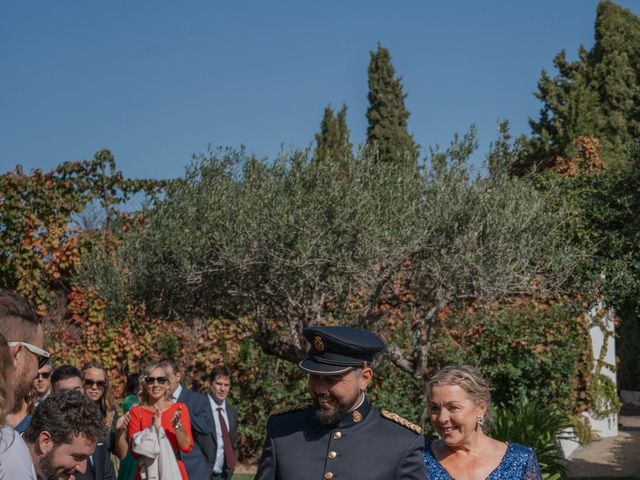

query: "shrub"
left=492, top=400, right=570, bottom=480
left=439, top=299, right=592, bottom=416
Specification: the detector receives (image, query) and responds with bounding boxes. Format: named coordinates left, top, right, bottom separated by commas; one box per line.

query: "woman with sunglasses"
left=128, top=362, right=193, bottom=480
left=81, top=361, right=129, bottom=460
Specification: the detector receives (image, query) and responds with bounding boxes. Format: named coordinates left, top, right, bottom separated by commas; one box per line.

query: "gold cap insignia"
left=314, top=335, right=325, bottom=351
left=352, top=410, right=362, bottom=423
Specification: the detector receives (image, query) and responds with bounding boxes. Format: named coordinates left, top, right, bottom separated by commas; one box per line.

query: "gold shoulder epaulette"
left=380, top=410, right=423, bottom=435
left=270, top=403, right=312, bottom=417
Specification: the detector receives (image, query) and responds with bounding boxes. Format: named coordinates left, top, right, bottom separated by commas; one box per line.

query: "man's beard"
left=312, top=391, right=361, bottom=426
left=39, top=449, right=58, bottom=480
left=13, top=364, right=33, bottom=412
left=39, top=448, right=78, bottom=480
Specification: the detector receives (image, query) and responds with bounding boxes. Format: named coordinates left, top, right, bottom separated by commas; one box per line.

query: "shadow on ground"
left=567, top=409, right=640, bottom=478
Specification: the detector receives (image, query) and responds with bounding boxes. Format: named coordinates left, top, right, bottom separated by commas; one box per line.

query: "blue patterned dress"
left=424, top=441, right=543, bottom=480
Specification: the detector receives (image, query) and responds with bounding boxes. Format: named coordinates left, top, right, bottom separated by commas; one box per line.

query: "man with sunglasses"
left=33, top=364, right=53, bottom=406
left=50, top=365, right=116, bottom=480
left=0, top=290, right=49, bottom=480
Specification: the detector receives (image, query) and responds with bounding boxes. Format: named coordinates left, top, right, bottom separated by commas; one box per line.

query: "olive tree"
left=90, top=132, right=578, bottom=422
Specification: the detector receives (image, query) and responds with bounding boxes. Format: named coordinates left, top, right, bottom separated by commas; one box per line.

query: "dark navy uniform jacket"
left=255, top=397, right=425, bottom=480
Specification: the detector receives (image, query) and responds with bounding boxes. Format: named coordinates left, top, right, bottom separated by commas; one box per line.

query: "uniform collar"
left=337, top=395, right=371, bottom=428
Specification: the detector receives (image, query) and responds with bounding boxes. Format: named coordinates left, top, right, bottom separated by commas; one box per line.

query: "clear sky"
left=1, top=1, right=638, bottom=180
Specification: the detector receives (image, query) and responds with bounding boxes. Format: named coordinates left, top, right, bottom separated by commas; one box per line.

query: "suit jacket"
left=200, top=398, right=238, bottom=480
left=255, top=397, right=425, bottom=480
left=75, top=440, right=116, bottom=480
left=176, top=386, right=214, bottom=480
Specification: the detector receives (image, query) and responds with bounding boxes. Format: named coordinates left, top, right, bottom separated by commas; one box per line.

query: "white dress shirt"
left=171, top=383, right=183, bottom=402
left=207, top=394, right=229, bottom=475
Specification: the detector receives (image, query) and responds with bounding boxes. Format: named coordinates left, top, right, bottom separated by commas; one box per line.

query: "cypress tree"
left=524, top=49, right=601, bottom=171
left=313, top=104, right=353, bottom=167
left=520, top=1, right=640, bottom=173
left=366, top=44, right=419, bottom=164
left=591, top=1, right=640, bottom=159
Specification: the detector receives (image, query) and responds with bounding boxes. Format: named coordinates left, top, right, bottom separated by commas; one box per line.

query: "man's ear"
left=176, top=371, right=183, bottom=383
left=10, top=343, right=20, bottom=368
left=37, top=431, right=54, bottom=455
left=359, top=367, right=373, bottom=391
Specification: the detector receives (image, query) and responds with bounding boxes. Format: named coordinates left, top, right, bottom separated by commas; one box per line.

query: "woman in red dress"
left=128, top=362, right=194, bottom=479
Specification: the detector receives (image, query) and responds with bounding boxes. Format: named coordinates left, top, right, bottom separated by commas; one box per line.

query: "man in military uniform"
left=255, top=326, right=426, bottom=480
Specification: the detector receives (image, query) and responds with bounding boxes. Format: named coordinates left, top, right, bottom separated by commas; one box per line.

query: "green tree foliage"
left=487, top=120, right=527, bottom=178
left=100, top=146, right=425, bottom=359
left=0, top=150, right=162, bottom=311
left=451, top=301, right=591, bottom=415
left=555, top=141, right=640, bottom=390
left=522, top=1, right=640, bottom=172
left=366, top=44, right=419, bottom=164
left=592, top=0, right=640, bottom=153
left=313, top=104, right=353, bottom=168
left=87, top=128, right=581, bottom=424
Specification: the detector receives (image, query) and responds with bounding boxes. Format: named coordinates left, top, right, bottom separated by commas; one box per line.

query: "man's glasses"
left=145, top=376, right=168, bottom=385
left=36, top=371, right=51, bottom=380
left=8, top=341, right=50, bottom=368
left=83, top=379, right=106, bottom=390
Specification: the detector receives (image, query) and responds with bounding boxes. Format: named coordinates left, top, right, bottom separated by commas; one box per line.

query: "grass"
left=232, top=475, right=254, bottom=480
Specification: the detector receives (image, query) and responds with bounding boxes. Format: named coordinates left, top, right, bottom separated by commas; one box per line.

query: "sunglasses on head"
left=83, top=379, right=106, bottom=390
left=8, top=341, right=51, bottom=368
left=145, top=376, right=168, bottom=385
left=36, top=371, right=51, bottom=380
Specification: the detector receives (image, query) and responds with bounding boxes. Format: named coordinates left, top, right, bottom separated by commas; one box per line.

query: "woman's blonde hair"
left=427, top=364, right=492, bottom=431
left=81, top=361, right=116, bottom=418
left=138, top=362, right=172, bottom=405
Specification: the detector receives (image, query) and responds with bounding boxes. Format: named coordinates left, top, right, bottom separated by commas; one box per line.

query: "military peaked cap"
left=299, top=326, right=385, bottom=375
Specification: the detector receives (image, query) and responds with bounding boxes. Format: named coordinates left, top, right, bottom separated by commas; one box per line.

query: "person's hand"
left=153, top=411, right=162, bottom=430
left=116, top=412, right=130, bottom=432
left=171, top=406, right=183, bottom=430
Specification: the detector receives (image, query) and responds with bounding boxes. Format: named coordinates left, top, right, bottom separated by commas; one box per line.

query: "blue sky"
left=1, top=1, right=638, bottom=180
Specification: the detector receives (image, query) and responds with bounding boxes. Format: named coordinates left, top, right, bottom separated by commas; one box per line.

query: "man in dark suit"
left=161, top=359, right=213, bottom=480
left=255, top=326, right=426, bottom=480
left=203, top=365, right=238, bottom=480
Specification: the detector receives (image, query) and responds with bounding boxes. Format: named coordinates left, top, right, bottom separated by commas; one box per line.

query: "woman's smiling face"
left=429, top=384, right=486, bottom=447
left=82, top=367, right=106, bottom=402
left=145, top=367, right=169, bottom=402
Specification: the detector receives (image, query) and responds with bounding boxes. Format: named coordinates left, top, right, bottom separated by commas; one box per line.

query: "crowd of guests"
left=1, top=288, right=544, bottom=480
left=0, top=290, right=237, bottom=480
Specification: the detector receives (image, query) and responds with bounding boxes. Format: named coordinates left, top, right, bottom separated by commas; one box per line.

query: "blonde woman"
left=424, top=365, right=542, bottom=480
left=81, top=361, right=129, bottom=460
left=128, top=362, right=193, bottom=480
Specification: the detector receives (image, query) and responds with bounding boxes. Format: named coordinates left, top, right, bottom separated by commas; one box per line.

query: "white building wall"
left=559, top=301, right=618, bottom=458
